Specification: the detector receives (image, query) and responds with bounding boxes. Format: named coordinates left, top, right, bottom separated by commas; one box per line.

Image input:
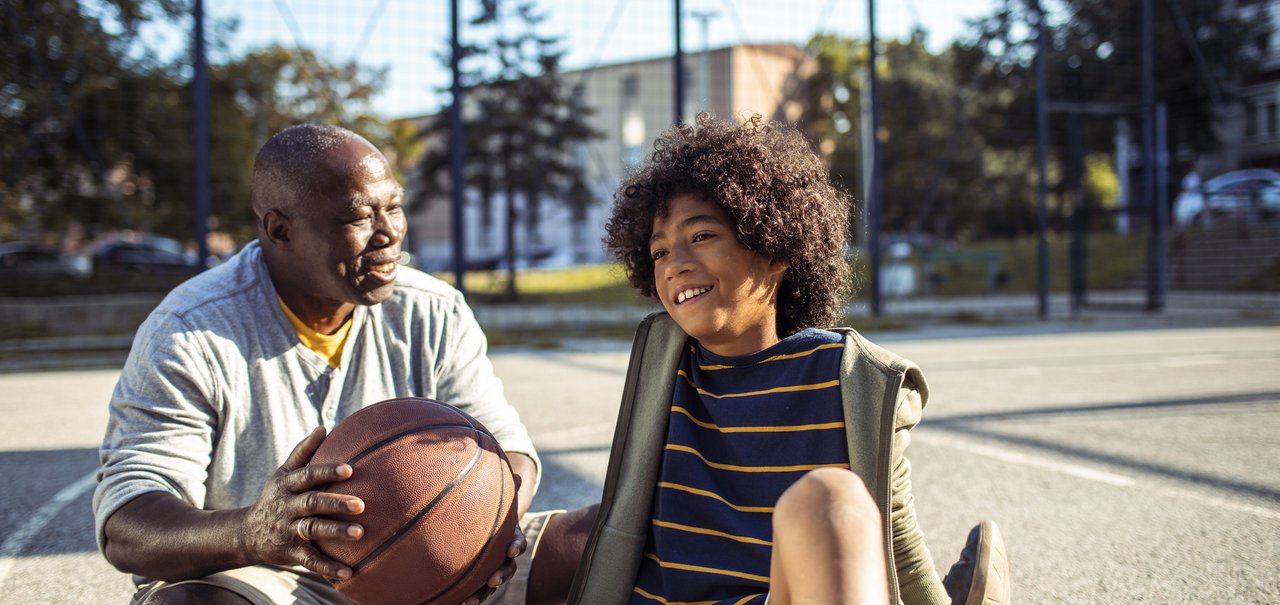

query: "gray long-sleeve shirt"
left=93, top=241, right=537, bottom=550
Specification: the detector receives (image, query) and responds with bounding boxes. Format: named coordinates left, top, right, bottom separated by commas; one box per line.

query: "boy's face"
left=649, top=194, right=788, bottom=357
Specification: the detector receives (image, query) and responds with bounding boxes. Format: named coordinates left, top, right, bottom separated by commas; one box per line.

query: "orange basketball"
left=310, top=397, right=518, bottom=605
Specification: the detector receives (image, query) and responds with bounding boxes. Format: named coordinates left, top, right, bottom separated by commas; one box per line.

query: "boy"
left=567, top=115, right=1009, bottom=604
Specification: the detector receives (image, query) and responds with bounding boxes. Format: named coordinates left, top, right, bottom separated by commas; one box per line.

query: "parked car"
left=0, top=241, right=91, bottom=281
left=92, top=234, right=200, bottom=274
left=1176, top=169, right=1280, bottom=226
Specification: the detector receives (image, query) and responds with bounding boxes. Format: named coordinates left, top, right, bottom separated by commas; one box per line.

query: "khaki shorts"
left=131, top=510, right=562, bottom=605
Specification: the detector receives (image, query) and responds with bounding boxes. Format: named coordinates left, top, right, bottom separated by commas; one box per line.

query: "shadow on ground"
left=924, top=390, right=1280, bottom=503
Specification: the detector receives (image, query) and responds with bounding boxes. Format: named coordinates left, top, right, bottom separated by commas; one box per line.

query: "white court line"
left=1157, top=354, right=1226, bottom=368
left=924, top=430, right=1280, bottom=521
left=1146, top=485, right=1280, bottom=521
left=923, top=431, right=1136, bottom=487
left=0, top=471, right=98, bottom=588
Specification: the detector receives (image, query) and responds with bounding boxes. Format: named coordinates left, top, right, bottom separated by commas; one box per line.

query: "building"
left=1209, top=0, right=1280, bottom=173
left=406, top=43, right=816, bottom=271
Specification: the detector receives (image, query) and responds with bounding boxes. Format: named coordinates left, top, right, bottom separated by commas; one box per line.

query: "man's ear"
left=261, top=209, right=292, bottom=247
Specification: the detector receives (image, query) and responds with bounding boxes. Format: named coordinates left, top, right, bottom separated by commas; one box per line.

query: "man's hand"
left=462, top=514, right=528, bottom=605
left=242, top=426, right=366, bottom=581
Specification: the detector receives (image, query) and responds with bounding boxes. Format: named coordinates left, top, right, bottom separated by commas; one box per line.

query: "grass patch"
left=439, top=234, right=1149, bottom=308
left=840, top=314, right=912, bottom=332
left=435, top=264, right=650, bottom=306
left=905, top=233, right=1147, bottom=298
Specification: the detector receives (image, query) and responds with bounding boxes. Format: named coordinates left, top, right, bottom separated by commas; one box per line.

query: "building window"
left=1247, top=102, right=1259, bottom=138
left=1267, top=102, right=1277, bottom=136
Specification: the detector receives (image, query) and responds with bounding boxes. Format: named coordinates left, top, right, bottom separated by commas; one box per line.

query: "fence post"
left=450, top=0, right=467, bottom=296
left=192, top=0, right=210, bottom=270
left=868, top=0, right=883, bottom=316
left=1034, top=0, right=1050, bottom=319
left=674, top=0, right=685, bottom=125
left=1142, top=0, right=1162, bottom=311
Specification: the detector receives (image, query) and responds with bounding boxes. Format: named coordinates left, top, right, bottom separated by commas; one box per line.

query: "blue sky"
left=201, top=0, right=1000, bottom=119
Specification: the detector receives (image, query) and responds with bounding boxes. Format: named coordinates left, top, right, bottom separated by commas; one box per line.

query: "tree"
left=2, top=0, right=391, bottom=248
left=962, top=0, right=1269, bottom=221
left=417, top=0, right=597, bottom=299
left=798, top=32, right=1003, bottom=240
left=0, top=0, right=185, bottom=243
left=1, top=1, right=389, bottom=249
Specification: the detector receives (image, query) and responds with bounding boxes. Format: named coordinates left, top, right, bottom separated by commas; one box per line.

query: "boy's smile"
left=649, top=194, right=788, bottom=357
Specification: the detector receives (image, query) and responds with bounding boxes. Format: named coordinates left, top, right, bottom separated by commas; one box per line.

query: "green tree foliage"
left=1, top=0, right=184, bottom=242
left=962, top=0, right=1268, bottom=213
left=2, top=1, right=389, bottom=247
left=418, top=0, right=597, bottom=299
left=799, top=32, right=1009, bottom=240
left=799, top=0, right=1266, bottom=242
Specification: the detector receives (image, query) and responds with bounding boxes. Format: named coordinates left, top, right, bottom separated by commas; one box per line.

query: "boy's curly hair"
left=603, top=113, right=853, bottom=336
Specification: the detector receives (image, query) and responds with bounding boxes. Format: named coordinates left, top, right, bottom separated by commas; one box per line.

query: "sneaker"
left=942, top=520, right=1010, bottom=605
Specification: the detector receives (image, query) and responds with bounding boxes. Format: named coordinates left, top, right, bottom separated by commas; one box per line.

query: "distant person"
left=94, top=124, right=592, bottom=605
left=570, top=114, right=1010, bottom=604
left=1175, top=162, right=1206, bottom=228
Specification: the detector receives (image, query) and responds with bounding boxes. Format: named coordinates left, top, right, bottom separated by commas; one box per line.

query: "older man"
left=94, top=124, right=590, bottom=605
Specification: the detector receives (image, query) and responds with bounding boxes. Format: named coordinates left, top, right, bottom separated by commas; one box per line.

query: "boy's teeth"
left=677, top=286, right=710, bottom=304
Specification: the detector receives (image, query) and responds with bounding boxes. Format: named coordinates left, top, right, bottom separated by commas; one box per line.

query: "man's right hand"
left=242, top=426, right=366, bottom=581
left=102, top=426, right=366, bottom=582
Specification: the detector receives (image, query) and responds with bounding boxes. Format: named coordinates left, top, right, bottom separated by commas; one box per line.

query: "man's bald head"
left=252, top=123, right=370, bottom=219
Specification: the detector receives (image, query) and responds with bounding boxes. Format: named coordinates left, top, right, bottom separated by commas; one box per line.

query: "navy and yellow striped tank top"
left=630, top=328, right=849, bottom=605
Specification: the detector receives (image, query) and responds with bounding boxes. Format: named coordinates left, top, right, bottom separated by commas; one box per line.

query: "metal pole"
left=450, top=0, right=467, bottom=295
left=1142, top=0, right=1159, bottom=310
left=1034, top=0, right=1050, bottom=319
left=1154, top=102, right=1169, bottom=308
left=674, top=0, right=685, bottom=124
left=192, top=0, right=210, bottom=270
left=867, top=0, right=883, bottom=316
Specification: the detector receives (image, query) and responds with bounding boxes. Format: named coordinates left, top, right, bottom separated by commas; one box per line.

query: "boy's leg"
left=525, top=503, right=600, bottom=605
left=768, top=468, right=888, bottom=605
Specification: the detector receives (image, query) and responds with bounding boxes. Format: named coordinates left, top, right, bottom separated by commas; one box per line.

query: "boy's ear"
left=768, top=258, right=789, bottom=280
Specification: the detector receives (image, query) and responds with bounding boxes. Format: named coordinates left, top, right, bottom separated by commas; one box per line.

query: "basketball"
left=310, top=397, right=519, bottom=605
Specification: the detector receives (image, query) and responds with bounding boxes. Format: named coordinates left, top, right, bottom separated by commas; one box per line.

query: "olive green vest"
left=567, top=313, right=944, bottom=605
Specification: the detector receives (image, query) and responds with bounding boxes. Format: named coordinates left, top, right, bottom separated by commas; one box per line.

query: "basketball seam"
left=347, top=423, right=490, bottom=466
left=419, top=433, right=510, bottom=605
left=350, top=442, right=485, bottom=572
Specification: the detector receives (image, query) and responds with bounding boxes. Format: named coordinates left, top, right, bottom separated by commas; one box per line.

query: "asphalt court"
left=1, top=324, right=1277, bottom=603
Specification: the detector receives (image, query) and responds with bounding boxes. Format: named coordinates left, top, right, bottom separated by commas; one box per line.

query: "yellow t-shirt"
left=277, top=297, right=353, bottom=368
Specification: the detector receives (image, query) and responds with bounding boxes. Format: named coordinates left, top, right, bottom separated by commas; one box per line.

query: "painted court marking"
left=924, top=430, right=1280, bottom=521
left=924, top=431, right=1137, bottom=487
left=0, top=471, right=97, bottom=588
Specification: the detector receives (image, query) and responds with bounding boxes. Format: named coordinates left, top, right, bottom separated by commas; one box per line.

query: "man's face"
left=284, top=139, right=406, bottom=310
left=649, top=193, right=787, bottom=357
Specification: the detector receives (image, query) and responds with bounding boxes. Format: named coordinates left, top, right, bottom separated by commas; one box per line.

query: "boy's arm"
left=888, top=384, right=951, bottom=605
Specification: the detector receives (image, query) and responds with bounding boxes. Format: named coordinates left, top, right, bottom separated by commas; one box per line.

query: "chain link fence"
left=2, top=0, right=1274, bottom=327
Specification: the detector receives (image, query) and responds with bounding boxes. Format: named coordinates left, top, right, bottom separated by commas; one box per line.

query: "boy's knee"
left=775, top=468, right=876, bottom=527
